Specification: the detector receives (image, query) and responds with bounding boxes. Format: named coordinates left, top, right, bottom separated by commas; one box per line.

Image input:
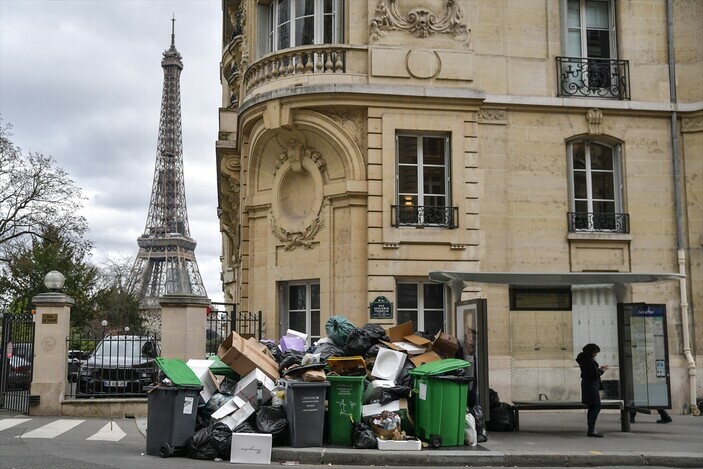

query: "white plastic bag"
left=465, top=411, right=478, bottom=446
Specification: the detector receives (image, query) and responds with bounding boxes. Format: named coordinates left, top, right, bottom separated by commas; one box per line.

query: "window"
left=284, top=281, right=321, bottom=342
left=566, top=0, right=615, bottom=62
left=397, top=282, right=445, bottom=335
left=510, top=287, right=573, bottom=311
left=395, top=133, right=455, bottom=227
left=258, top=0, right=343, bottom=58
left=567, top=139, right=627, bottom=232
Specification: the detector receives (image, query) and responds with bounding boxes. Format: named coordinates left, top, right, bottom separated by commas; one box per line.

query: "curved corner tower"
left=132, top=18, right=207, bottom=310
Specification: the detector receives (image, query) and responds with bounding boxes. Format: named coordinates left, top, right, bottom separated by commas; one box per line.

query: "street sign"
left=6, top=340, right=12, bottom=358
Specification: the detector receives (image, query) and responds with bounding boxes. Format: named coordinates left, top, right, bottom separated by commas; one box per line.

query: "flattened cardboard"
left=220, top=401, right=256, bottom=431
left=432, top=331, right=459, bottom=358
left=385, top=321, right=431, bottom=355
left=409, top=351, right=443, bottom=367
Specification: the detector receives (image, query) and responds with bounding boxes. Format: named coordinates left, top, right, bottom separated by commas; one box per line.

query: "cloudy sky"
left=0, top=0, right=225, bottom=302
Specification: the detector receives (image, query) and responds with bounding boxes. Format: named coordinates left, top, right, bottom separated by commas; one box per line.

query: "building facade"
left=216, top=0, right=702, bottom=413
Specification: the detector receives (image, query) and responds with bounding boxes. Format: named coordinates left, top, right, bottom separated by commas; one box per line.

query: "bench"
left=511, top=399, right=630, bottom=432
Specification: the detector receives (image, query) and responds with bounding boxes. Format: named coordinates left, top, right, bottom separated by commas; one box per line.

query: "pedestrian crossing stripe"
left=1, top=418, right=126, bottom=441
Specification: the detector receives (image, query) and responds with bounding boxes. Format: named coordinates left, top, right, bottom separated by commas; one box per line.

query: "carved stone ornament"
left=270, top=139, right=327, bottom=251
left=586, top=108, right=603, bottom=135
left=478, top=108, right=507, bottom=125
left=370, top=0, right=471, bottom=46
left=319, top=108, right=366, bottom=153
left=681, top=115, right=703, bottom=133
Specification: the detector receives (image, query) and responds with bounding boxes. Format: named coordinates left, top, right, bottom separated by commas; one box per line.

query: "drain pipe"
left=666, top=0, right=698, bottom=416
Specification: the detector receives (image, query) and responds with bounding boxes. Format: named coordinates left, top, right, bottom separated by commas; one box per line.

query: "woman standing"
left=576, top=343, right=608, bottom=437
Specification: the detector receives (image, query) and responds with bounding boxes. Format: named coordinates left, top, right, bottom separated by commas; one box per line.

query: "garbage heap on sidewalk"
left=146, top=316, right=489, bottom=463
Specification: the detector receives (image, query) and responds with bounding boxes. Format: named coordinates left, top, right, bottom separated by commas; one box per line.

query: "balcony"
left=556, top=57, right=630, bottom=100
left=567, top=212, right=630, bottom=234
left=391, top=205, right=459, bottom=229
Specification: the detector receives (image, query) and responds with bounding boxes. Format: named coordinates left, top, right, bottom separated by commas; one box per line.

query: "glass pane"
left=586, top=29, right=610, bottom=58
left=311, top=310, right=320, bottom=337
left=424, top=284, right=444, bottom=309
left=573, top=171, right=587, bottom=199
left=575, top=200, right=588, bottom=213
left=324, top=15, right=332, bottom=43
left=398, top=136, right=418, bottom=164
left=593, top=200, right=615, bottom=214
left=295, top=17, right=315, bottom=45
left=324, top=0, right=333, bottom=13
left=423, top=166, right=446, bottom=195
left=423, top=310, right=443, bottom=336
left=398, top=166, right=418, bottom=194
left=295, top=0, right=315, bottom=16
left=289, top=285, right=306, bottom=310
left=592, top=172, right=614, bottom=199
left=590, top=144, right=613, bottom=170
left=567, top=30, right=582, bottom=56
left=397, top=284, right=418, bottom=309
left=311, top=283, right=320, bottom=309
left=572, top=142, right=586, bottom=169
left=289, top=311, right=306, bottom=333
left=398, top=311, right=418, bottom=331
left=423, top=137, right=445, bottom=165
left=585, top=0, right=609, bottom=28
left=278, top=23, right=290, bottom=50
left=423, top=195, right=446, bottom=208
left=567, top=0, right=581, bottom=27
left=278, top=0, right=289, bottom=25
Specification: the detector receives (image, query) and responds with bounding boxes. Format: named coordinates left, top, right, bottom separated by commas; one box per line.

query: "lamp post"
left=124, top=326, right=130, bottom=336
left=101, top=320, right=108, bottom=338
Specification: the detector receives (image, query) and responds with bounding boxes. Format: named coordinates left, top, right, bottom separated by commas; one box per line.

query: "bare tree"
left=0, top=120, right=88, bottom=257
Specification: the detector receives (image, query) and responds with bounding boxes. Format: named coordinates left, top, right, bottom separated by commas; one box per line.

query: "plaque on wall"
left=369, top=296, right=393, bottom=320
left=42, top=313, right=58, bottom=324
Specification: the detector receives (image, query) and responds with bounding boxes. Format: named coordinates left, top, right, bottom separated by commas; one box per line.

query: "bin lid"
left=326, top=374, right=365, bottom=383
left=408, top=358, right=471, bottom=376
left=154, top=357, right=204, bottom=388
left=207, top=354, right=239, bottom=379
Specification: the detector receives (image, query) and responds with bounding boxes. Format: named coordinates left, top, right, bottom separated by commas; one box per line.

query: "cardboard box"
left=218, top=331, right=280, bottom=381
left=409, top=351, right=443, bottom=368
left=186, top=359, right=220, bottom=402
left=245, top=337, right=279, bottom=367
left=211, top=395, right=247, bottom=420
left=230, top=433, right=272, bottom=464
left=384, top=321, right=431, bottom=355
left=432, top=331, right=459, bottom=358
left=377, top=437, right=422, bottom=451
left=220, top=401, right=256, bottom=431
left=234, top=368, right=276, bottom=405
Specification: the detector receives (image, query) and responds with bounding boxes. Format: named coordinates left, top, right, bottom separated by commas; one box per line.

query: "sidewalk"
left=136, top=410, right=703, bottom=467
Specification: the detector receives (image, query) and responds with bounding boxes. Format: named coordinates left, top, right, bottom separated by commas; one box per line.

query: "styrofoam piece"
left=363, top=379, right=396, bottom=403
left=211, top=395, right=247, bottom=420
left=392, top=341, right=427, bottom=355
left=371, top=348, right=406, bottom=381
left=377, top=438, right=421, bottom=451
left=230, top=433, right=272, bottom=464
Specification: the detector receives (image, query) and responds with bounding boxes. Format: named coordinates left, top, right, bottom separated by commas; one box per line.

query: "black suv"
left=77, top=335, right=160, bottom=397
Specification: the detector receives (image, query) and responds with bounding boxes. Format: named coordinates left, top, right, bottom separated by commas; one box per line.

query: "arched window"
left=566, top=139, right=628, bottom=233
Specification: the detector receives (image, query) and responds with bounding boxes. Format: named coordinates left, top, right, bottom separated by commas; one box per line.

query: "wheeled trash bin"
left=283, top=379, right=330, bottom=447
left=327, top=375, right=365, bottom=446
left=409, top=358, right=472, bottom=448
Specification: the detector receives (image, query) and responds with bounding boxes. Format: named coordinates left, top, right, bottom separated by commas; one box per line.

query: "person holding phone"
left=576, top=343, right=608, bottom=437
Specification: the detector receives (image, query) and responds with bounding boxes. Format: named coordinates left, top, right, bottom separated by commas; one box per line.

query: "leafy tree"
left=0, top=226, right=99, bottom=326
left=0, top=119, right=88, bottom=254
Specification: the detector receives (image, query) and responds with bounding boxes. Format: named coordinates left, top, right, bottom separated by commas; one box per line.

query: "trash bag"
left=313, top=341, right=345, bottom=362
left=471, top=404, right=488, bottom=442
left=488, top=388, right=501, bottom=408
left=395, top=360, right=415, bottom=388
left=255, top=405, right=288, bottom=445
left=209, top=422, right=233, bottom=459
left=279, top=350, right=304, bottom=371
left=198, top=392, right=234, bottom=427
left=262, top=339, right=283, bottom=363
left=379, top=386, right=412, bottom=405
left=364, top=344, right=380, bottom=358
left=233, top=421, right=257, bottom=434
left=344, top=328, right=374, bottom=356
left=326, top=316, right=356, bottom=347
left=361, top=323, right=388, bottom=342
left=487, top=402, right=515, bottom=432
left=187, top=427, right=220, bottom=460
left=218, top=377, right=238, bottom=395
left=465, top=411, right=478, bottom=446
left=352, top=422, right=377, bottom=449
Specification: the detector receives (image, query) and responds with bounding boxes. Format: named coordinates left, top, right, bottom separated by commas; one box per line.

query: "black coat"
left=576, top=351, right=604, bottom=405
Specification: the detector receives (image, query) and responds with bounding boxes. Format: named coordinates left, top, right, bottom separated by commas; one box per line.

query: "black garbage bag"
left=344, top=328, right=374, bottom=356
left=379, top=386, right=413, bottom=405
left=209, top=422, right=233, bottom=459
left=326, top=316, right=356, bottom=347
left=362, top=323, right=388, bottom=342
left=255, top=405, right=288, bottom=445
left=263, top=340, right=283, bottom=363
left=364, top=344, right=380, bottom=358
left=488, top=388, right=501, bottom=408
left=471, top=404, right=488, bottom=442
left=218, top=377, right=238, bottom=395
left=279, top=350, right=304, bottom=371
left=395, top=360, right=415, bottom=388
left=198, top=392, right=234, bottom=428
left=487, top=402, right=515, bottom=432
left=352, top=422, right=377, bottom=449
left=313, top=341, right=345, bottom=362
left=233, top=421, right=257, bottom=434
left=187, top=427, right=220, bottom=460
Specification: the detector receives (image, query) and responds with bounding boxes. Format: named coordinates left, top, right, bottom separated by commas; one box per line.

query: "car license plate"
left=104, top=380, right=126, bottom=387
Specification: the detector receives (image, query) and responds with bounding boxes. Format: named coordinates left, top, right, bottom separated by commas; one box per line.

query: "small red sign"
left=5, top=341, right=12, bottom=358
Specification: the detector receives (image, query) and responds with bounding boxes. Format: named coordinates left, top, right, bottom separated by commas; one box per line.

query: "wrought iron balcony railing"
left=391, top=205, right=459, bottom=228
left=567, top=212, right=630, bottom=233
left=556, top=57, right=630, bottom=100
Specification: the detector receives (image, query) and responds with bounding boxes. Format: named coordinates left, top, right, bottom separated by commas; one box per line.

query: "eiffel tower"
left=132, top=18, right=207, bottom=310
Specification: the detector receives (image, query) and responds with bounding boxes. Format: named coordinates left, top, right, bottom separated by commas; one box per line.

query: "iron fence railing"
left=556, top=56, right=630, bottom=100
left=391, top=205, right=459, bottom=228
left=206, top=304, right=262, bottom=356
left=567, top=211, right=630, bottom=233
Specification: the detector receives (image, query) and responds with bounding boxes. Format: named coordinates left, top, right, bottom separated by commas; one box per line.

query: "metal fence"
left=0, top=312, right=36, bottom=414
left=206, top=304, right=262, bottom=356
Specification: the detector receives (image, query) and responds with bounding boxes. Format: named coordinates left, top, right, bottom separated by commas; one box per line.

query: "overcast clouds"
left=0, top=0, right=225, bottom=302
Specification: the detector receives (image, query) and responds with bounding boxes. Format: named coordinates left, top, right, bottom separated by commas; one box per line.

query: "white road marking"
left=86, top=421, right=126, bottom=441
left=0, top=418, right=31, bottom=431
left=17, top=419, right=84, bottom=438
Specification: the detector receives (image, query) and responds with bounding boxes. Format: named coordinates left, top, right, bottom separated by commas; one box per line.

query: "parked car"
left=67, top=350, right=90, bottom=382
left=6, top=355, right=32, bottom=391
left=76, top=335, right=160, bottom=397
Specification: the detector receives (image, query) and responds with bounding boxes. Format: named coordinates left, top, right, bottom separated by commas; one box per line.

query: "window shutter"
left=334, top=0, right=344, bottom=43
left=609, top=0, right=617, bottom=58
left=559, top=0, right=568, bottom=55
left=256, top=4, right=269, bottom=59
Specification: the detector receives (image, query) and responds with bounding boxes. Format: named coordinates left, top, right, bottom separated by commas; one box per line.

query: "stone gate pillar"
left=30, top=287, right=73, bottom=416
left=159, top=294, right=210, bottom=360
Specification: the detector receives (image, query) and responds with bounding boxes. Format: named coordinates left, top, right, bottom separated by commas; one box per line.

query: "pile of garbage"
left=149, top=315, right=487, bottom=460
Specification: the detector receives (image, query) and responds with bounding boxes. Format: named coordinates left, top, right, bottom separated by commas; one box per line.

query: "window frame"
left=282, top=280, right=321, bottom=342
left=565, top=0, right=617, bottom=60
left=395, top=132, right=452, bottom=227
left=265, top=0, right=343, bottom=55
left=396, top=281, right=447, bottom=335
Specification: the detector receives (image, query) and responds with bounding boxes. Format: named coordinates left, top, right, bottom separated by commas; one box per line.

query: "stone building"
left=216, top=0, right=702, bottom=413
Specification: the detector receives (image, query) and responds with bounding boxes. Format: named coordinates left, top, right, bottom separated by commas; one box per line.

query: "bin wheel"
left=159, top=442, right=172, bottom=458
left=429, top=434, right=443, bottom=448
